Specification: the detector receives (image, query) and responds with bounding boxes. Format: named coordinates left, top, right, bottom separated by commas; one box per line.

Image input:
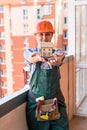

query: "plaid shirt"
left=24, top=48, right=64, bottom=80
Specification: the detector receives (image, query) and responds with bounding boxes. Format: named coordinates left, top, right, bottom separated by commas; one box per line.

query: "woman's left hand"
left=47, top=53, right=65, bottom=66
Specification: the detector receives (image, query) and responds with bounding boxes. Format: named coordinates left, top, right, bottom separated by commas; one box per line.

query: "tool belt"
left=36, top=98, right=60, bottom=121
left=29, top=90, right=60, bottom=121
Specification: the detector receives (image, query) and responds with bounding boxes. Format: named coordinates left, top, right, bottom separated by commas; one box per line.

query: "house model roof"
left=40, top=42, right=53, bottom=48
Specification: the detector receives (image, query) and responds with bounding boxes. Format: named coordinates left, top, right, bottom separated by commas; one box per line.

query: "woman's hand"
left=28, top=52, right=45, bottom=63
left=28, top=51, right=65, bottom=66
left=47, top=53, right=65, bottom=66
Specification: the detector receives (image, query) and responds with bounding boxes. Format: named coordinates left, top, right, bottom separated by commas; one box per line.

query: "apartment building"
left=0, top=0, right=68, bottom=98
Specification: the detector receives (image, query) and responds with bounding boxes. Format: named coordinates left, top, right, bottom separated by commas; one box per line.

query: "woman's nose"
left=42, top=34, right=46, bottom=41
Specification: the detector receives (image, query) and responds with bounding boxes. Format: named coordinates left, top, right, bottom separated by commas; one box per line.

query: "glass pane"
left=75, top=5, right=87, bottom=64
left=0, top=0, right=68, bottom=98
left=75, top=5, right=87, bottom=115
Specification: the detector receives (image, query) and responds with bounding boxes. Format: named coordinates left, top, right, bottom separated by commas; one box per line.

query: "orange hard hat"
left=34, top=20, right=55, bottom=35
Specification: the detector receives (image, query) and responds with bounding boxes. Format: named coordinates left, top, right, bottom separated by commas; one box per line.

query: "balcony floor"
left=69, top=116, right=87, bottom=130
left=69, top=95, right=87, bottom=130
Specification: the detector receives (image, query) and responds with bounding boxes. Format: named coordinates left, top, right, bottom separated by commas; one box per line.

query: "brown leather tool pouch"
left=36, top=98, right=60, bottom=121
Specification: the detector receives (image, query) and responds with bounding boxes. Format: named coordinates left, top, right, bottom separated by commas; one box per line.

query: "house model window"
left=40, top=42, right=53, bottom=57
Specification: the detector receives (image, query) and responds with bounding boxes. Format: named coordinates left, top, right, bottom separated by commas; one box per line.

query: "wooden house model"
left=40, top=42, right=53, bottom=57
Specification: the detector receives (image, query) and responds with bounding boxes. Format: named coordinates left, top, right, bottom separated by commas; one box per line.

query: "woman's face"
left=35, top=32, right=53, bottom=43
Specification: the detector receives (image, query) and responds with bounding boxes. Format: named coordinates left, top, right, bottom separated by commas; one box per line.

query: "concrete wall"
left=0, top=103, right=28, bottom=130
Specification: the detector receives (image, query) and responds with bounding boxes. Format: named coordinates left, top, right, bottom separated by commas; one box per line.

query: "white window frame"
left=68, top=0, right=87, bottom=55
left=23, top=9, right=28, bottom=19
left=0, top=6, right=4, bottom=12
left=21, top=0, right=26, bottom=4
left=68, top=0, right=87, bottom=114
left=43, top=5, right=51, bottom=15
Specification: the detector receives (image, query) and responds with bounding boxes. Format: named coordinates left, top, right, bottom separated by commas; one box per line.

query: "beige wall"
left=4, top=5, right=13, bottom=95
left=11, top=6, right=37, bottom=36
left=60, top=56, right=75, bottom=120
left=0, top=103, right=28, bottom=130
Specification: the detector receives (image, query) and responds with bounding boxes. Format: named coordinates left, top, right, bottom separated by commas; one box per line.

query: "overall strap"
left=29, top=90, right=36, bottom=100
left=29, top=62, right=42, bottom=100
left=29, top=62, right=41, bottom=89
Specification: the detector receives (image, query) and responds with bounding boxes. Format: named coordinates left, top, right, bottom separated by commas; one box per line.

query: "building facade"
left=0, top=0, right=68, bottom=98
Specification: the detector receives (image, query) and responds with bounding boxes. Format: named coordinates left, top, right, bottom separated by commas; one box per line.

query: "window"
left=0, top=57, right=5, bottom=63
left=0, top=6, right=4, bottom=12
left=23, top=9, right=28, bottom=19
left=63, top=3, right=67, bottom=9
left=21, top=0, right=26, bottom=4
left=23, top=24, right=28, bottom=33
left=0, top=32, right=5, bottom=39
left=44, top=5, right=51, bottom=15
left=37, top=9, right=40, bottom=14
left=0, top=45, right=2, bottom=51
left=24, top=37, right=29, bottom=49
left=64, top=17, right=67, bottom=24
left=63, top=31, right=68, bottom=39
left=64, top=45, right=67, bottom=52
left=1, top=81, right=7, bottom=88
left=0, top=44, right=5, bottom=51
left=37, top=9, right=41, bottom=19
left=0, top=57, right=3, bottom=63
left=0, top=70, right=4, bottom=76
left=0, top=19, right=4, bottom=26
left=46, top=0, right=51, bottom=2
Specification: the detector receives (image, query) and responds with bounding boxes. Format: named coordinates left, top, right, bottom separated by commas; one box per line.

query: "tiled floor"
left=69, top=96, right=87, bottom=130
left=69, top=116, right=87, bottom=130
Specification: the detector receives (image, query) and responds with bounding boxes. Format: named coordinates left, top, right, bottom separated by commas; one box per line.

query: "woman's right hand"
left=29, top=52, right=45, bottom=63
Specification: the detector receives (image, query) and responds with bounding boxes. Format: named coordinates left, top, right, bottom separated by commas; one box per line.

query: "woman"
left=24, top=20, right=69, bottom=130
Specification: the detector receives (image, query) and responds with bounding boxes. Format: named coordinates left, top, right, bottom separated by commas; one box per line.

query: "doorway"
left=68, top=0, right=87, bottom=116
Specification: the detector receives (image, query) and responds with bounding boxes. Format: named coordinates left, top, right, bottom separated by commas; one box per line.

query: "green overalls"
left=26, top=63, right=69, bottom=130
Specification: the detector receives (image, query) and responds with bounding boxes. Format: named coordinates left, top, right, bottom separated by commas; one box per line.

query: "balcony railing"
left=0, top=55, right=75, bottom=130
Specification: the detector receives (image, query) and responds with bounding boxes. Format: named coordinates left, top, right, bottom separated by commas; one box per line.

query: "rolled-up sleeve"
left=24, top=48, right=36, bottom=78
left=53, top=49, right=65, bottom=55
left=24, top=49, right=34, bottom=64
